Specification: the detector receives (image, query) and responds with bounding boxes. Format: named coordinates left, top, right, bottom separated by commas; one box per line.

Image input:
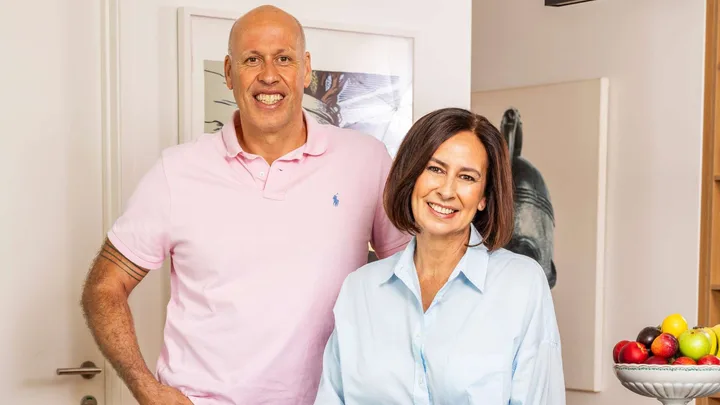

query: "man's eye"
left=278, top=56, right=290, bottom=63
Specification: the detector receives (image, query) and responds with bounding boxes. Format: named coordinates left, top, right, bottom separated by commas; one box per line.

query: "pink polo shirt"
left=107, top=110, right=410, bottom=404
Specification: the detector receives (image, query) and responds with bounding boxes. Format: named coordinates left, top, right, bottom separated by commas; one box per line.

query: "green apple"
left=678, top=329, right=712, bottom=361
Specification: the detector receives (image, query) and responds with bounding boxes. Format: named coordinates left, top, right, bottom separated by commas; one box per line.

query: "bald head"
left=227, top=5, right=306, bottom=57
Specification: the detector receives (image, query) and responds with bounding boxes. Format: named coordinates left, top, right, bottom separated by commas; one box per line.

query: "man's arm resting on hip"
left=81, top=238, right=163, bottom=403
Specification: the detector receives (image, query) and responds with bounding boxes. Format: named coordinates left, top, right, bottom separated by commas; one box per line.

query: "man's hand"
left=139, top=383, right=194, bottom=405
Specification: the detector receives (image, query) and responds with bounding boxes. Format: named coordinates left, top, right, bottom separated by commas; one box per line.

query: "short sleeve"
left=370, top=146, right=411, bottom=259
left=107, top=158, right=171, bottom=270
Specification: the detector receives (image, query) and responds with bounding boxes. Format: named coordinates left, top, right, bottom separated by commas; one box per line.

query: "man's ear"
left=224, top=55, right=233, bottom=90
left=304, top=51, right=312, bottom=88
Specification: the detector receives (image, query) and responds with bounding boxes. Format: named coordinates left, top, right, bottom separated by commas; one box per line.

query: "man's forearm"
left=82, top=286, right=158, bottom=401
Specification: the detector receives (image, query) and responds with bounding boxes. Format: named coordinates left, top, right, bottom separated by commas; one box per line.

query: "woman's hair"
left=383, top=107, right=514, bottom=251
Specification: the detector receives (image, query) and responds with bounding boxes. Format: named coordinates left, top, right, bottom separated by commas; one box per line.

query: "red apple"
left=672, top=356, right=697, bottom=365
left=619, top=341, right=649, bottom=364
left=651, top=333, right=679, bottom=358
left=698, top=355, right=720, bottom=365
left=644, top=356, right=668, bottom=364
left=613, top=340, right=632, bottom=363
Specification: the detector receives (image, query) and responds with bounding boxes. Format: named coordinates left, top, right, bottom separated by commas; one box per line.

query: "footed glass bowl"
left=614, top=363, right=720, bottom=404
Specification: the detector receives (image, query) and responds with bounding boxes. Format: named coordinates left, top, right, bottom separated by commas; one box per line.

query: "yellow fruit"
left=711, top=324, right=720, bottom=355
left=700, top=327, right=718, bottom=356
left=661, top=314, right=688, bottom=338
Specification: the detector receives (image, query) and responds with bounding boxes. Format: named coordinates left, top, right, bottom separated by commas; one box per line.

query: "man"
left=81, top=5, right=410, bottom=405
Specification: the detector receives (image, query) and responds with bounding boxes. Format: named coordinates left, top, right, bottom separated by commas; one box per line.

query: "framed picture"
left=177, top=7, right=415, bottom=158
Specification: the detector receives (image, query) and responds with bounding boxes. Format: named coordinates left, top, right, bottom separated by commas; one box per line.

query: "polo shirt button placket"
left=261, top=163, right=286, bottom=200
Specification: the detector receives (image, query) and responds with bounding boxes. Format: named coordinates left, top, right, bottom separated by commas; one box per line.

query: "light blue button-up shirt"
left=313, top=225, right=566, bottom=405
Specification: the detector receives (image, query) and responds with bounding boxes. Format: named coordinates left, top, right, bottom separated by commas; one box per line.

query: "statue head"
left=501, top=108, right=557, bottom=288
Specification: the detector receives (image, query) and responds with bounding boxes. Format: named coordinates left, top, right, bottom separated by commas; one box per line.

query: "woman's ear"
left=477, top=196, right=487, bottom=212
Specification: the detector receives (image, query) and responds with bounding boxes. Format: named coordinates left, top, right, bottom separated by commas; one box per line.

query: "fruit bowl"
left=614, top=363, right=720, bottom=404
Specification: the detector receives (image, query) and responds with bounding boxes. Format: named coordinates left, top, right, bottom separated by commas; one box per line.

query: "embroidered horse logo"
left=333, top=193, right=340, bottom=207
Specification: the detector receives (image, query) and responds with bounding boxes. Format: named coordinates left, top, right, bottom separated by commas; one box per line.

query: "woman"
left=313, top=108, right=565, bottom=404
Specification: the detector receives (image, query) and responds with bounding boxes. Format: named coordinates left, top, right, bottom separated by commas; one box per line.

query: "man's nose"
left=258, top=62, right=280, bottom=85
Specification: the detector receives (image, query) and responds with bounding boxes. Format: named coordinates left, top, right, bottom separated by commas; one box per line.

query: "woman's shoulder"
left=332, top=251, right=403, bottom=307
left=344, top=250, right=404, bottom=288
left=486, top=247, right=549, bottom=288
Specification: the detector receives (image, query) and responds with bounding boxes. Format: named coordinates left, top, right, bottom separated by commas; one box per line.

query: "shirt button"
left=259, top=171, right=265, bottom=177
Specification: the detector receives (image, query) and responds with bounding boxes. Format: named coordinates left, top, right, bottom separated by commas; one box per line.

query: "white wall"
left=472, top=0, right=706, bottom=403
left=117, top=0, right=471, bottom=403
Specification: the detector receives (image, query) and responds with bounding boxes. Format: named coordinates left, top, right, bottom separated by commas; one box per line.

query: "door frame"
left=100, top=0, right=127, bottom=403
left=697, top=1, right=720, bottom=404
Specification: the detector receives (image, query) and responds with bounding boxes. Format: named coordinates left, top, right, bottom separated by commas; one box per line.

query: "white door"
left=1, top=1, right=167, bottom=404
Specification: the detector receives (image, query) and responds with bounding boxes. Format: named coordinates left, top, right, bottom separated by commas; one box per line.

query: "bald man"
left=80, top=5, right=410, bottom=405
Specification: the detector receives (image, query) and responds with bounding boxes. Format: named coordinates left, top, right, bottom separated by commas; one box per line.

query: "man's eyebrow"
left=240, top=48, right=295, bottom=56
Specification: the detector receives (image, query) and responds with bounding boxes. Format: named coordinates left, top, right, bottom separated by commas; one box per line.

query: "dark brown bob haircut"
left=383, top=107, right=514, bottom=251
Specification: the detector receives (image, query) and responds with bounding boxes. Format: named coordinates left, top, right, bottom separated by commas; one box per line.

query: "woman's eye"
left=461, top=174, right=476, bottom=182
left=427, top=166, right=442, bottom=173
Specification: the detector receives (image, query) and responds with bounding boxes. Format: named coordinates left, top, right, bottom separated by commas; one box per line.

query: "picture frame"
left=177, top=7, right=416, bottom=158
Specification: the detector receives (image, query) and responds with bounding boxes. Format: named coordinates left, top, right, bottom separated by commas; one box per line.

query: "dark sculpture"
left=499, top=108, right=558, bottom=289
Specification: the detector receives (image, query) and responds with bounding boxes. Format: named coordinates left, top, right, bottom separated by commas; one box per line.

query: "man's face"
left=224, top=19, right=311, bottom=134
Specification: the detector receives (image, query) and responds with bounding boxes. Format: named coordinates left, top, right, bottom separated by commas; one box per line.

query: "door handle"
left=56, top=361, right=102, bottom=379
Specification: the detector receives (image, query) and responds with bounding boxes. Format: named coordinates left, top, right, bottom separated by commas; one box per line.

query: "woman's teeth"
left=255, top=94, right=284, bottom=105
left=429, top=203, right=455, bottom=215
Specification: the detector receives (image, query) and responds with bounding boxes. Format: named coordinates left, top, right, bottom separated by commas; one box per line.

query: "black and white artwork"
left=303, top=69, right=412, bottom=158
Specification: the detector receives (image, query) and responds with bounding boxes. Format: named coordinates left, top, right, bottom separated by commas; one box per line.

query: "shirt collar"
left=221, top=109, right=329, bottom=159
left=380, top=224, right=490, bottom=293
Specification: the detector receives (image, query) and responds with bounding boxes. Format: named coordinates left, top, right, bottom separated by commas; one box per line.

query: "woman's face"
left=411, top=131, right=489, bottom=239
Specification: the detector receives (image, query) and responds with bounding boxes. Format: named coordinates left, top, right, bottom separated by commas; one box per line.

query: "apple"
left=644, top=356, right=668, bottom=364
left=698, top=354, right=720, bottom=365
left=678, top=329, right=712, bottom=361
left=619, top=341, right=649, bottom=364
left=672, top=356, right=697, bottom=365
left=637, top=326, right=662, bottom=349
left=651, top=333, right=679, bottom=358
left=613, top=340, right=632, bottom=363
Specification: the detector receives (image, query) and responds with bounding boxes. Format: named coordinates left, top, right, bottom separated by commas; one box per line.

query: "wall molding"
left=100, top=0, right=125, bottom=403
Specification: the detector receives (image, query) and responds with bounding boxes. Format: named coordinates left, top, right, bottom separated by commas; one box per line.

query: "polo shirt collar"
left=221, top=109, right=328, bottom=159
left=380, top=224, right=490, bottom=294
